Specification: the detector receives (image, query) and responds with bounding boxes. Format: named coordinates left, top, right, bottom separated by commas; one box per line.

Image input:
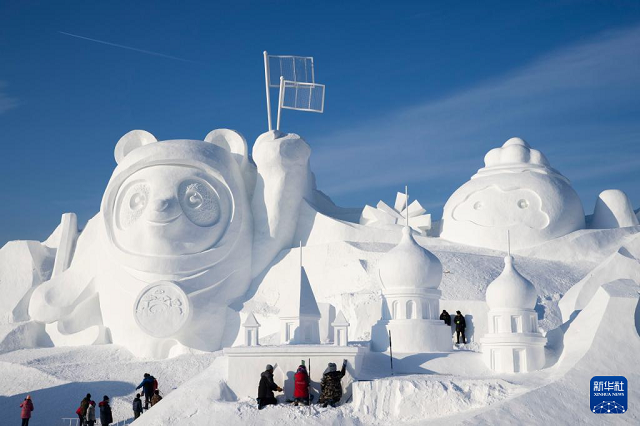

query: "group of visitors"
left=133, top=372, right=162, bottom=418
left=440, top=309, right=467, bottom=344
left=257, top=359, right=347, bottom=410
left=22, top=372, right=163, bottom=425
left=76, top=394, right=112, bottom=426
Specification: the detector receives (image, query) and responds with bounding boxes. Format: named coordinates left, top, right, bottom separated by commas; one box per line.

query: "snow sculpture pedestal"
left=223, top=343, right=368, bottom=400
left=480, top=308, right=546, bottom=373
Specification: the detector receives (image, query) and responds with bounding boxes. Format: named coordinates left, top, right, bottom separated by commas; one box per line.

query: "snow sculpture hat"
left=101, top=129, right=251, bottom=277
left=485, top=255, right=537, bottom=310
left=378, top=226, right=442, bottom=290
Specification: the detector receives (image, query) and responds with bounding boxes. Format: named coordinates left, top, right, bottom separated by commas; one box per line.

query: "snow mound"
left=590, top=189, right=639, bottom=229
left=351, top=376, right=516, bottom=422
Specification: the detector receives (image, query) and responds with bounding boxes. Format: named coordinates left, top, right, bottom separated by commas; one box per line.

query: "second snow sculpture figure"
left=441, top=137, right=585, bottom=250
left=29, top=128, right=313, bottom=357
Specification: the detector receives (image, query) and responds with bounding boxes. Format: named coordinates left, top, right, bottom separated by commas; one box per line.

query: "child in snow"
left=318, top=360, right=347, bottom=408
left=257, top=364, right=282, bottom=409
left=293, top=363, right=313, bottom=406
left=150, top=389, right=163, bottom=407
left=133, top=394, right=143, bottom=419
left=85, top=400, right=97, bottom=426
left=19, top=395, right=34, bottom=426
left=99, top=395, right=113, bottom=426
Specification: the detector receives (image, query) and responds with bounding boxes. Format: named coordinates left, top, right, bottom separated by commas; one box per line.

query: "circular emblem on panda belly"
left=134, top=281, right=191, bottom=338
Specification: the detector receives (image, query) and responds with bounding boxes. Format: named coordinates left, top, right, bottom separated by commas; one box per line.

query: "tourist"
left=293, top=363, right=313, bottom=406
left=440, top=309, right=451, bottom=326
left=77, top=393, right=91, bottom=425
left=135, top=373, right=157, bottom=410
left=257, top=364, right=282, bottom=409
left=85, top=400, right=97, bottom=426
left=454, top=310, right=467, bottom=344
left=19, top=395, right=34, bottom=426
left=150, top=389, right=163, bottom=407
left=318, top=359, right=347, bottom=408
left=132, top=394, right=143, bottom=419
left=99, top=395, right=113, bottom=426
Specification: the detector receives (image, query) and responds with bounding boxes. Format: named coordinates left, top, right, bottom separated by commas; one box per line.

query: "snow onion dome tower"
left=279, top=245, right=321, bottom=344
left=481, top=254, right=546, bottom=373
left=441, top=137, right=585, bottom=251
left=374, top=226, right=451, bottom=353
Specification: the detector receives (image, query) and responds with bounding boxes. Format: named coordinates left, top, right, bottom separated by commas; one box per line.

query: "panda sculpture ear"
left=204, top=129, right=248, bottom=168
left=114, top=130, right=157, bottom=164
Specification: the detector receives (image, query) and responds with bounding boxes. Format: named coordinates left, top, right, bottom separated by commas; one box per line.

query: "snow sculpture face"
left=112, top=165, right=231, bottom=256
left=441, top=138, right=585, bottom=250
left=452, top=186, right=549, bottom=230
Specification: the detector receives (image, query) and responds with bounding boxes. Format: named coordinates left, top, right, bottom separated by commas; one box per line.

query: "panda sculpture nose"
left=152, top=199, right=170, bottom=212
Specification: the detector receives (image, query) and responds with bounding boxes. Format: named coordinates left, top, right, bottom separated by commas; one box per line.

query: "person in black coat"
left=454, top=310, right=466, bottom=344
left=439, top=310, right=451, bottom=326
left=257, top=364, right=282, bottom=410
left=98, top=396, right=113, bottom=426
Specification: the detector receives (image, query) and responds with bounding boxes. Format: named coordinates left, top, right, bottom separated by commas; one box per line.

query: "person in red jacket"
left=293, top=364, right=313, bottom=406
left=19, top=395, right=34, bottom=426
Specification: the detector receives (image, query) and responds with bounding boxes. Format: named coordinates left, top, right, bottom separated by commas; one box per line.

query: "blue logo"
left=590, top=376, right=627, bottom=414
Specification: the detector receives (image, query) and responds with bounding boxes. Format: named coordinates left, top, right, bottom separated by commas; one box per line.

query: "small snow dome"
left=379, top=227, right=442, bottom=290
left=486, top=255, right=537, bottom=310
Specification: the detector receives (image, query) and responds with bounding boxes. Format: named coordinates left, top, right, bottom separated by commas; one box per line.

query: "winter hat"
left=456, top=310, right=461, bottom=314
left=86, top=393, right=91, bottom=398
left=101, top=130, right=250, bottom=276
left=265, top=364, right=273, bottom=371
left=103, top=396, right=109, bottom=401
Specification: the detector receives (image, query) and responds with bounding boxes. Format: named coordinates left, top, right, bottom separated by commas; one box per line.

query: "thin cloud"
left=58, top=31, right=199, bottom=63
left=312, top=25, right=640, bottom=208
left=0, top=81, right=19, bottom=114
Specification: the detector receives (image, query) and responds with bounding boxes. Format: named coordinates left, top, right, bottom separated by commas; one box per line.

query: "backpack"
left=76, top=406, right=83, bottom=415
left=153, top=378, right=158, bottom=390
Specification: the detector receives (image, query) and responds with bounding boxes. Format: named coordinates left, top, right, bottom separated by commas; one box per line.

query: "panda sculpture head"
left=101, top=129, right=253, bottom=279
left=441, top=137, right=585, bottom=250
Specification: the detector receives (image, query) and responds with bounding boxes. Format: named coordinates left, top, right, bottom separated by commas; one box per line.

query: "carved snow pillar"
left=332, top=311, right=350, bottom=346
left=243, top=313, right=261, bottom=346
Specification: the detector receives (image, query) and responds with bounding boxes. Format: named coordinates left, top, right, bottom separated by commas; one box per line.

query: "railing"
left=62, top=418, right=131, bottom=425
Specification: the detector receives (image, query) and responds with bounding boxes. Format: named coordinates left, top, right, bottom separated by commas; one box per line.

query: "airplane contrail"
left=58, top=31, right=199, bottom=63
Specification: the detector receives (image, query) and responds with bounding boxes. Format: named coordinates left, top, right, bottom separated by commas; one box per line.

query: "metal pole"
left=277, top=76, right=284, bottom=131
left=388, top=330, right=394, bottom=375
left=263, top=51, right=272, bottom=131
left=308, top=357, right=311, bottom=414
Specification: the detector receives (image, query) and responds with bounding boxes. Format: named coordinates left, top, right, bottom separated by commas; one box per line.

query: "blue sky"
left=1, top=1, right=639, bottom=245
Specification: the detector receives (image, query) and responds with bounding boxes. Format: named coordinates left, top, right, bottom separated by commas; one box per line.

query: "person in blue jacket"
left=135, top=373, right=156, bottom=410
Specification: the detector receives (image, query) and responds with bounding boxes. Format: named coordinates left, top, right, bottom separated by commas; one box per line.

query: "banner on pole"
left=280, top=80, right=325, bottom=113
left=267, top=55, right=314, bottom=87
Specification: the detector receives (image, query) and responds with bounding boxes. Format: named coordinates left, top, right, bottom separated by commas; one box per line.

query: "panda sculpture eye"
left=517, top=199, right=529, bottom=209
left=179, top=180, right=220, bottom=227
left=119, top=182, right=150, bottom=228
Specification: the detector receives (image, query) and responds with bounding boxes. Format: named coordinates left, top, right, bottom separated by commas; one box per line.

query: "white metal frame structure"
left=263, top=51, right=324, bottom=131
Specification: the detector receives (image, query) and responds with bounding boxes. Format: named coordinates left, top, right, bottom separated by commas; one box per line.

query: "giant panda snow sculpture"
left=440, top=137, right=585, bottom=251
left=29, top=128, right=313, bottom=357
